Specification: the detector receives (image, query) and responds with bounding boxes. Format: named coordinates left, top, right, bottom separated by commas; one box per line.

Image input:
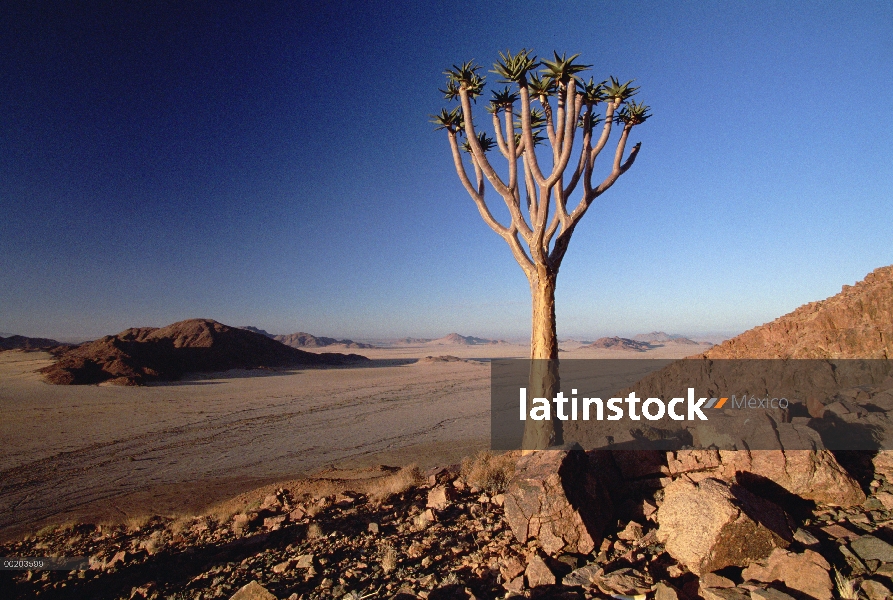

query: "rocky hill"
left=241, top=327, right=376, bottom=349
left=274, top=332, right=376, bottom=350
left=0, top=334, right=71, bottom=352
left=704, top=265, right=893, bottom=359
left=633, top=332, right=700, bottom=345
left=580, top=337, right=652, bottom=352
left=428, top=333, right=507, bottom=346
left=40, top=319, right=368, bottom=385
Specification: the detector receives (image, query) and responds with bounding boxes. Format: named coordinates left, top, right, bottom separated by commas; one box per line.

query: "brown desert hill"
left=428, top=333, right=507, bottom=345
left=240, top=326, right=376, bottom=349
left=607, top=265, right=893, bottom=426
left=273, top=332, right=376, bottom=349
left=704, top=264, right=893, bottom=359
left=0, top=335, right=72, bottom=353
left=40, top=319, right=369, bottom=385
left=633, top=331, right=700, bottom=345
left=580, top=336, right=652, bottom=352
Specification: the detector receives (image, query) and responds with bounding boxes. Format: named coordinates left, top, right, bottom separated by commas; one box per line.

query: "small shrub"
left=460, top=450, right=516, bottom=493
left=834, top=569, right=859, bottom=600
left=367, top=465, right=424, bottom=503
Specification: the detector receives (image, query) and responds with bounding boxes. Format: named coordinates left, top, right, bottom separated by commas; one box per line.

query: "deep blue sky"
left=2, top=1, right=891, bottom=340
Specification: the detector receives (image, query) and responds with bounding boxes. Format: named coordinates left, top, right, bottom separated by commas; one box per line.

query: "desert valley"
left=0, top=266, right=892, bottom=600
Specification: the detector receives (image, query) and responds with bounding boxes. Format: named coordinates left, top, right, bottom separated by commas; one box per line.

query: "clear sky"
left=1, top=1, right=891, bottom=341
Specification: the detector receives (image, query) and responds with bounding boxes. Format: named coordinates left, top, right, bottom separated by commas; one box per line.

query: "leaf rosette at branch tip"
left=430, top=107, right=464, bottom=134
left=614, top=100, right=652, bottom=126
left=579, top=77, right=607, bottom=105
left=444, top=60, right=485, bottom=100
left=491, top=48, right=539, bottom=83
left=487, top=87, right=519, bottom=114
left=527, top=74, right=558, bottom=99
left=539, top=51, right=591, bottom=86
left=604, top=75, right=639, bottom=103
left=461, top=132, right=497, bottom=154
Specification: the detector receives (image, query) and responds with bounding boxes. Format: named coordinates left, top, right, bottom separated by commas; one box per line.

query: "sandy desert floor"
left=0, top=341, right=710, bottom=540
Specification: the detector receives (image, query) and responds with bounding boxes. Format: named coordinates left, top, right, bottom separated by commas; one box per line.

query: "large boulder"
left=657, top=477, right=792, bottom=575
left=503, top=447, right=613, bottom=556
left=741, top=548, right=833, bottom=600
left=666, top=443, right=864, bottom=507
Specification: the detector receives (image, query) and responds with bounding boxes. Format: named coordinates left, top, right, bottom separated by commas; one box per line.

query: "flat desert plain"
left=0, top=339, right=710, bottom=540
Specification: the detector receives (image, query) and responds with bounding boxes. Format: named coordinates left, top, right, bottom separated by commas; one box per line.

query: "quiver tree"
left=433, top=50, right=650, bottom=449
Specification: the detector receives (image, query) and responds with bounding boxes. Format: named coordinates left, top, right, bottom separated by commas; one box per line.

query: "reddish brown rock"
left=426, top=485, right=455, bottom=511
left=230, top=581, right=277, bottom=600
left=741, top=548, right=832, bottom=600
left=664, top=444, right=864, bottom=507
left=503, top=448, right=612, bottom=556
left=656, top=477, right=791, bottom=575
left=524, top=554, right=555, bottom=587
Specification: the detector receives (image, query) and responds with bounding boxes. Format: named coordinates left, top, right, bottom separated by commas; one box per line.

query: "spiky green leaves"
left=528, top=74, right=557, bottom=98
left=614, top=100, right=652, bottom=126
left=444, top=61, right=485, bottom=101
left=487, top=87, right=519, bottom=114
left=579, top=77, right=606, bottom=104
left=491, top=49, right=539, bottom=83
left=540, top=52, right=591, bottom=85
left=604, top=76, right=639, bottom=103
left=461, top=131, right=497, bottom=154
left=430, top=107, right=464, bottom=133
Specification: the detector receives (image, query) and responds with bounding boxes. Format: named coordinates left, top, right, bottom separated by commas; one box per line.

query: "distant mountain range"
left=579, top=337, right=653, bottom=352
left=241, top=326, right=377, bottom=349
left=632, top=331, right=699, bottom=344
left=427, top=333, right=508, bottom=346
left=41, top=319, right=368, bottom=385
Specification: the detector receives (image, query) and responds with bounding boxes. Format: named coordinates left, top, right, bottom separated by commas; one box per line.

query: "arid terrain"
left=0, top=334, right=710, bottom=544
left=2, top=266, right=892, bottom=599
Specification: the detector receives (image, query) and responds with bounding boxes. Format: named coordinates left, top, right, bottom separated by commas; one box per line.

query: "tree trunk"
left=521, top=267, right=561, bottom=450
left=530, top=268, right=558, bottom=360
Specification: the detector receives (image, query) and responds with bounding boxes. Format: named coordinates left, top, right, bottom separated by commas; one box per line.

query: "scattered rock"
left=749, top=589, right=797, bottom=600
left=294, top=554, right=314, bottom=569
left=524, top=554, right=555, bottom=587
left=657, top=477, right=791, bottom=575
left=851, top=535, right=893, bottom=563
left=563, top=562, right=600, bottom=587
left=654, top=581, right=681, bottom=600
left=741, top=549, right=832, bottom=600
left=792, top=527, right=820, bottom=547
left=596, top=567, right=650, bottom=595
left=426, top=485, right=455, bottom=511
left=701, top=572, right=735, bottom=588
left=700, top=587, right=751, bottom=600
left=230, top=581, right=278, bottom=600
left=862, top=579, right=893, bottom=600
left=504, top=447, right=612, bottom=556
left=499, top=556, right=525, bottom=582
left=617, top=521, right=643, bottom=542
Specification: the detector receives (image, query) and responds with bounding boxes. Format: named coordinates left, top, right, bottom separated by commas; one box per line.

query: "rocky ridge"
left=427, top=334, right=508, bottom=346
left=703, top=265, right=893, bottom=359
left=241, top=327, right=377, bottom=350
left=40, top=319, right=368, bottom=385
left=579, top=337, right=652, bottom=352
